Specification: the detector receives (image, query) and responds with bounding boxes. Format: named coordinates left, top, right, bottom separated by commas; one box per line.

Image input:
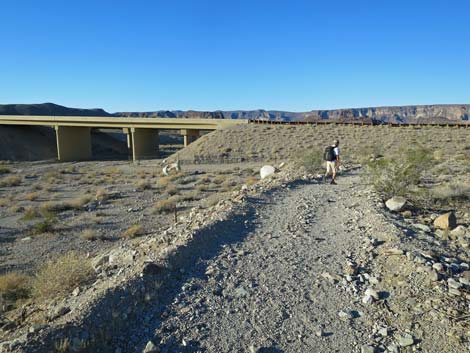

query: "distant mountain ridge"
left=1, top=102, right=469, bottom=123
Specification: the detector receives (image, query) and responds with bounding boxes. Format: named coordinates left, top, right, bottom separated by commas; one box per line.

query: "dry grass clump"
left=67, top=195, right=92, bottom=209
left=196, top=184, right=209, bottom=192
left=196, top=176, right=211, bottom=185
left=24, top=192, right=40, bottom=201
left=432, top=182, right=470, bottom=203
left=135, top=179, right=152, bottom=191
left=95, top=189, right=110, bottom=201
left=204, top=194, right=222, bottom=208
left=0, top=166, right=11, bottom=174
left=157, top=176, right=172, bottom=188
left=179, top=191, right=200, bottom=202
left=31, top=216, right=56, bottom=235
left=32, top=252, right=94, bottom=299
left=8, top=205, right=25, bottom=213
left=81, top=229, right=100, bottom=241
left=165, top=184, right=179, bottom=196
left=0, top=175, right=21, bottom=187
left=43, top=170, right=62, bottom=183
left=152, top=198, right=177, bottom=214
left=122, top=224, right=144, bottom=238
left=212, top=175, right=227, bottom=185
left=246, top=176, right=258, bottom=185
left=0, top=272, right=31, bottom=304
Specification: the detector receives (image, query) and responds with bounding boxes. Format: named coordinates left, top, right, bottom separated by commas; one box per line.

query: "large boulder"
left=433, top=212, right=457, bottom=230
left=260, top=165, right=276, bottom=179
left=385, top=197, right=407, bottom=212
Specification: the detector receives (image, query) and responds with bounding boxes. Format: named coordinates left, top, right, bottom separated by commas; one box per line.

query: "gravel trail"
left=151, top=174, right=376, bottom=353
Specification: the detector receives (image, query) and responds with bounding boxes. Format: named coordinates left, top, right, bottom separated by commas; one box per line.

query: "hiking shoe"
left=330, top=180, right=337, bottom=185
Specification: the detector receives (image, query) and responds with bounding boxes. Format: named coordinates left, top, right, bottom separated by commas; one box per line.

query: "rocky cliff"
left=1, top=103, right=469, bottom=123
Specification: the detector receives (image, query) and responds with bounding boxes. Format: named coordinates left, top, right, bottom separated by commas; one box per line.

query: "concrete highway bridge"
left=0, top=115, right=247, bottom=161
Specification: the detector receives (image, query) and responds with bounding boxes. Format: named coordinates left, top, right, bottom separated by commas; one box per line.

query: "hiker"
left=323, top=140, right=340, bottom=184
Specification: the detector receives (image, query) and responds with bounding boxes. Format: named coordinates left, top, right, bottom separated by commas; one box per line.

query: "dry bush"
left=0, top=198, right=9, bottom=207
left=24, top=192, right=40, bottom=201
left=40, top=201, right=70, bottom=213
left=196, top=184, right=209, bottom=192
left=204, top=194, right=222, bottom=208
left=157, top=177, right=171, bottom=188
left=22, top=206, right=43, bottom=220
left=0, top=175, right=21, bottom=187
left=298, top=148, right=324, bottom=173
left=31, top=216, right=56, bottom=235
left=196, top=176, right=211, bottom=185
left=81, top=229, right=100, bottom=241
left=432, top=182, right=470, bottom=203
left=122, top=224, right=144, bottom=238
left=213, top=175, right=226, bottom=185
left=95, top=189, right=109, bottom=201
left=165, top=184, right=179, bottom=196
left=180, top=191, right=199, bottom=202
left=135, top=179, right=152, bottom=191
left=8, top=205, right=24, bottom=213
left=0, top=272, right=31, bottom=304
left=32, top=252, right=94, bottom=299
left=67, top=195, right=92, bottom=209
left=152, top=198, right=177, bottom=214
left=246, top=176, right=258, bottom=185
left=61, top=166, right=77, bottom=174
left=43, top=170, right=62, bottom=182
left=0, top=166, right=11, bottom=174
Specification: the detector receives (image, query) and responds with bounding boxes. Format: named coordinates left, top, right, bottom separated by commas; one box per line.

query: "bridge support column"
left=131, top=128, right=159, bottom=161
left=181, top=129, right=200, bottom=147
left=55, top=126, right=92, bottom=161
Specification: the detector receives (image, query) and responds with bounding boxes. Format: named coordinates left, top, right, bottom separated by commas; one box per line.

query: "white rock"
left=260, top=165, right=276, bottom=179
left=143, top=341, right=159, bottom=353
left=432, top=263, right=443, bottom=272
left=365, top=288, right=380, bottom=300
left=385, top=197, right=407, bottom=212
left=450, top=225, right=467, bottom=237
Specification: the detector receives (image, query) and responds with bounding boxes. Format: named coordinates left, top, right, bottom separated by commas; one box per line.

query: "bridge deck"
left=0, top=115, right=247, bottom=130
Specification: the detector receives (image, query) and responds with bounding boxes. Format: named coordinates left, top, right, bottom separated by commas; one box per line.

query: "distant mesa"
left=0, top=102, right=469, bottom=123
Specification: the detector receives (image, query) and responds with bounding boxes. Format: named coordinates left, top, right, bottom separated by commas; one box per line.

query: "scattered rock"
left=361, top=344, right=376, bottom=353
left=433, top=212, right=457, bottom=230
left=414, top=223, right=431, bottom=233
left=432, top=263, right=444, bottom=272
left=448, top=278, right=462, bottom=289
left=260, top=165, right=276, bottom=179
left=143, top=340, right=160, bottom=353
left=385, top=197, right=407, bottom=212
left=450, top=225, right=467, bottom=237
left=397, top=333, right=414, bottom=347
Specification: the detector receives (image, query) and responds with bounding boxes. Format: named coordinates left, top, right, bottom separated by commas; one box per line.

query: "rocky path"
left=147, top=174, right=381, bottom=353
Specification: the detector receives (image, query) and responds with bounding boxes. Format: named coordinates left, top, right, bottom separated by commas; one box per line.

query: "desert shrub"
left=95, top=189, right=109, bottom=201
left=432, top=182, right=470, bottom=203
left=246, top=176, right=258, bottom=185
left=81, top=229, right=100, bottom=241
left=24, top=192, right=40, bottom=201
left=179, top=191, right=199, bottom=202
left=122, top=224, right=144, bottom=238
left=196, top=184, right=209, bottom=192
left=8, top=205, right=24, bottom=213
left=0, top=166, right=11, bottom=174
left=32, top=252, right=94, bottom=299
left=21, top=206, right=42, bottom=220
left=135, top=179, right=152, bottom=191
left=0, top=272, right=31, bottom=304
left=67, top=195, right=92, bottom=209
left=299, top=148, right=324, bottom=173
left=203, top=194, right=222, bottom=208
left=0, top=175, right=21, bottom=187
left=152, top=198, right=177, bottom=214
left=364, top=145, right=433, bottom=199
left=157, top=177, right=171, bottom=188
left=213, top=175, right=226, bottom=185
left=31, top=217, right=56, bottom=235
left=165, top=184, right=179, bottom=196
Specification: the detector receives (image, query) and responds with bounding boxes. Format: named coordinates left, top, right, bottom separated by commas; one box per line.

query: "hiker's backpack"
left=324, top=146, right=336, bottom=161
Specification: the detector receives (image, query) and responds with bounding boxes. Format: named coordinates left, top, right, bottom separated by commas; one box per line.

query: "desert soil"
left=124, top=172, right=465, bottom=353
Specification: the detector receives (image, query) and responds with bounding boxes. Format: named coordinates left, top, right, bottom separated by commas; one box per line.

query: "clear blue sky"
left=1, top=0, right=469, bottom=112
